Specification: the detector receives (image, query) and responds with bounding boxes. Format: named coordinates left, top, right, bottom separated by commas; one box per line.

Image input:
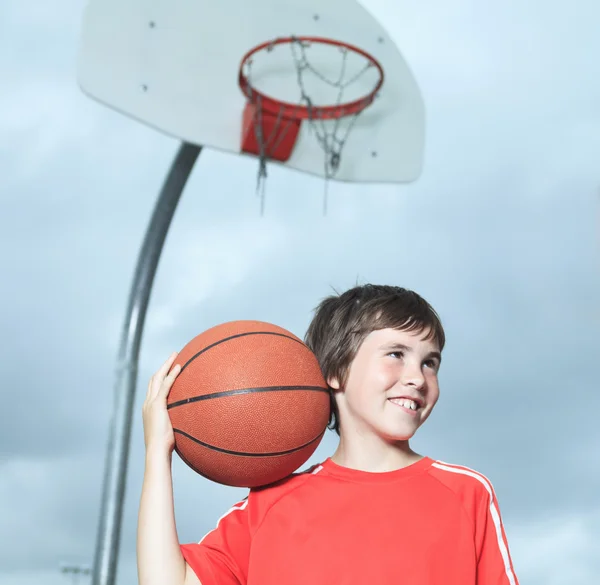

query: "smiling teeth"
left=390, top=398, right=419, bottom=410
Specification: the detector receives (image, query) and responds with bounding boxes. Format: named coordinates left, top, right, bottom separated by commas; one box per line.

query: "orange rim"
left=238, top=36, right=384, bottom=120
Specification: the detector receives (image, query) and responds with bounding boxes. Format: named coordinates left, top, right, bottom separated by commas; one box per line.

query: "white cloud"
left=509, top=511, right=600, bottom=584
left=0, top=457, right=98, bottom=571
left=130, top=215, right=291, bottom=364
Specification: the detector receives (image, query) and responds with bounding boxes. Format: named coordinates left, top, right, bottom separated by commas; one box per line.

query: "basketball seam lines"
left=167, top=385, right=328, bottom=409
left=179, top=330, right=306, bottom=374
left=172, top=428, right=324, bottom=457
left=174, top=446, right=218, bottom=483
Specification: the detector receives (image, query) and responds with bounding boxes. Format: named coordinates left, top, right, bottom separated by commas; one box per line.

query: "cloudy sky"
left=1, top=0, right=599, bottom=584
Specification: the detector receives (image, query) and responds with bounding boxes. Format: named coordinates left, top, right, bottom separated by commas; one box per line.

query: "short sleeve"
left=181, top=498, right=250, bottom=585
left=475, top=482, right=520, bottom=585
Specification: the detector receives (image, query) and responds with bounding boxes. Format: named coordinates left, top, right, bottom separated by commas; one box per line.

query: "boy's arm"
left=137, top=449, right=200, bottom=585
left=136, top=353, right=201, bottom=585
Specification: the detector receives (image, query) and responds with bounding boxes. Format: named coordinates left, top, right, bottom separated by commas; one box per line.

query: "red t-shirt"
left=181, top=456, right=519, bottom=585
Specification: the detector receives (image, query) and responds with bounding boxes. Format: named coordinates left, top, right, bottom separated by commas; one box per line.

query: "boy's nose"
left=400, top=364, right=425, bottom=390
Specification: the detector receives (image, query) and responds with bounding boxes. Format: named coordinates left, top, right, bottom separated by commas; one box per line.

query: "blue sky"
left=1, top=1, right=599, bottom=584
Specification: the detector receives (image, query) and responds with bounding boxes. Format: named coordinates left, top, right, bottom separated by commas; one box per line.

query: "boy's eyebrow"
left=381, top=342, right=442, bottom=364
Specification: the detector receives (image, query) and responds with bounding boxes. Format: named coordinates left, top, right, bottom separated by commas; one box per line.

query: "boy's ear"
left=327, top=376, right=340, bottom=390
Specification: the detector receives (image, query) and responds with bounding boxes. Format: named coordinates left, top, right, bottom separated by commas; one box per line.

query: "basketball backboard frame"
left=77, top=0, right=425, bottom=183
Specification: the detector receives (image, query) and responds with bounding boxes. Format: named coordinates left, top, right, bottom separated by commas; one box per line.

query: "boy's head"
left=305, top=284, right=445, bottom=439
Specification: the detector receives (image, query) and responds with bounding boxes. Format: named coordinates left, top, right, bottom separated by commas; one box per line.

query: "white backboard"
left=77, top=0, right=425, bottom=183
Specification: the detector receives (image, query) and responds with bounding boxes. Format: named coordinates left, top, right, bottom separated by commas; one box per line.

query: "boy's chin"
left=379, top=426, right=418, bottom=443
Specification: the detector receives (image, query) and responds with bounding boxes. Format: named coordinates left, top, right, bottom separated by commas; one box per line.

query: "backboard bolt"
left=149, top=21, right=156, bottom=28
left=371, top=151, right=378, bottom=157
left=313, top=14, right=319, bottom=21
left=378, top=36, right=384, bottom=43
left=141, top=84, right=148, bottom=92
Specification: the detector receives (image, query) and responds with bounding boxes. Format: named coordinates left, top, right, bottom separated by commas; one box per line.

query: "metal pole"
left=92, top=142, right=202, bottom=585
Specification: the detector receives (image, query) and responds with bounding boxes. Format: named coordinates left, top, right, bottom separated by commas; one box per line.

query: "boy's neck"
left=330, top=434, right=424, bottom=473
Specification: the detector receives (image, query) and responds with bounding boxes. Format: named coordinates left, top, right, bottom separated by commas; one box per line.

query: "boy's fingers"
left=148, top=353, right=178, bottom=400
left=158, top=352, right=178, bottom=377
left=161, top=364, right=182, bottom=396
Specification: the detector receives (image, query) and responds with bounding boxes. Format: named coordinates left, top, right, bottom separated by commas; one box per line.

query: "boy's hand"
left=142, top=352, right=182, bottom=457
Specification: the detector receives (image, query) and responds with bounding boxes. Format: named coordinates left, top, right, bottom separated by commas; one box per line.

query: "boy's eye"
left=387, top=352, right=440, bottom=372
left=424, top=359, right=440, bottom=371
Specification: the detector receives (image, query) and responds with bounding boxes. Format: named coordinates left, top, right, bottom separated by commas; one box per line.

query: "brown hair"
left=304, top=284, right=445, bottom=434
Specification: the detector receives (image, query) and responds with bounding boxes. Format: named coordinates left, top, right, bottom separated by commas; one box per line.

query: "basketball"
left=167, top=320, right=330, bottom=488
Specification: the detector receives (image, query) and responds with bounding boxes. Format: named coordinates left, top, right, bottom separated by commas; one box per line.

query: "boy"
left=138, top=284, right=519, bottom=585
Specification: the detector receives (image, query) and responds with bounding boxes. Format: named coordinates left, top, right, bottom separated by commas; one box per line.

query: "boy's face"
left=330, top=327, right=441, bottom=441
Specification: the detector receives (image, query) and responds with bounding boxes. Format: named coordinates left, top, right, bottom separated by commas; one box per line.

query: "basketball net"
left=242, top=37, right=380, bottom=215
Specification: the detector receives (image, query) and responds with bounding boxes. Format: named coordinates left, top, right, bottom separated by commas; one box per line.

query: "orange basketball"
left=167, top=320, right=330, bottom=488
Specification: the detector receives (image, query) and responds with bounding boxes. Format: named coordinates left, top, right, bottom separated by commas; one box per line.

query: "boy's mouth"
left=388, top=397, right=423, bottom=412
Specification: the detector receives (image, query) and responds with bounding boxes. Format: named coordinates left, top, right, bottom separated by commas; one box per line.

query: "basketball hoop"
left=238, top=36, right=385, bottom=212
